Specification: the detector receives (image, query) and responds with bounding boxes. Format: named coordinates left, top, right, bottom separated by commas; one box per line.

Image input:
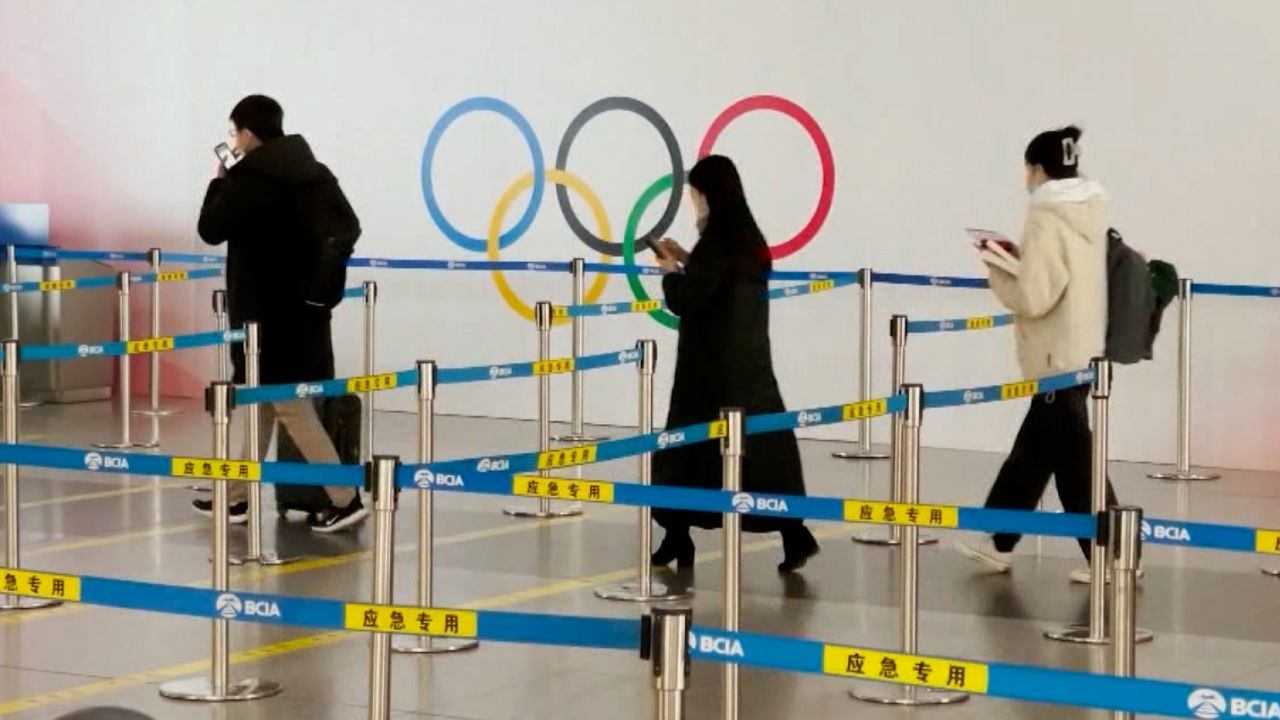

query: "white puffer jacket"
left=985, top=179, right=1108, bottom=380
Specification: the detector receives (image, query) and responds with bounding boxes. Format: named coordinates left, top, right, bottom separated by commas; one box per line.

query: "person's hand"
left=214, top=160, right=227, bottom=179
left=655, top=251, right=680, bottom=274
left=659, top=238, right=689, bottom=263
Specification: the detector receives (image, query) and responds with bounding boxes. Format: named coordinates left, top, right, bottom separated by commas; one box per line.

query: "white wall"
left=3, top=0, right=1278, bottom=469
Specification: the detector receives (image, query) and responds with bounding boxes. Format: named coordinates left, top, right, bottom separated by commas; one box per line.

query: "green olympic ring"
left=622, top=173, right=680, bottom=330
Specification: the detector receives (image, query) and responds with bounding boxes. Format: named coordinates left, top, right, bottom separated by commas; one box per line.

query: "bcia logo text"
left=215, top=592, right=281, bottom=620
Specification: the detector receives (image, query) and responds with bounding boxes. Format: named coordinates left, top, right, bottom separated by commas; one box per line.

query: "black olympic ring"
left=554, top=97, right=685, bottom=257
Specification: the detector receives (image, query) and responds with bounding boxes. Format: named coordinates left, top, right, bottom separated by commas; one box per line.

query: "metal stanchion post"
left=852, top=384, right=966, bottom=706
left=554, top=258, right=603, bottom=443
left=1149, top=279, right=1218, bottom=481
left=646, top=606, right=692, bottom=720
left=505, top=301, right=582, bottom=518
left=597, top=340, right=690, bottom=602
left=159, top=382, right=282, bottom=702
left=854, top=315, right=933, bottom=547
left=0, top=339, right=59, bottom=611
left=134, top=248, right=178, bottom=419
left=1048, top=359, right=1153, bottom=645
left=394, top=361, right=479, bottom=655
left=365, top=456, right=399, bottom=720
left=835, top=268, right=889, bottom=461
left=190, top=291, right=230, bottom=493
left=233, top=322, right=298, bottom=567
left=95, top=272, right=156, bottom=449
left=1109, top=506, right=1142, bottom=720
left=6, top=246, right=38, bottom=410
left=362, top=281, right=377, bottom=463
left=721, top=407, right=744, bottom=720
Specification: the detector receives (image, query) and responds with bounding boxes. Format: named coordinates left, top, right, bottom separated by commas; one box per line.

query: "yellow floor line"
left=0, top=480, right=186, bottom=512
left=0, top=522, right=841, bottom=715
left=27, top=522, right=204, bottom=557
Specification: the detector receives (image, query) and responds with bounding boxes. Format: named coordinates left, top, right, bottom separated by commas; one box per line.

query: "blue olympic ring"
left=421, top=97, right=545, bottom=253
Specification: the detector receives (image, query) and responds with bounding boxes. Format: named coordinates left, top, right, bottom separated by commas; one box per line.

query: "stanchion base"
left=133, top=407, right=182, bottom=417
left=392, top=636, right=480, bottom=655
left=594, top=580, right=693, bottom=603
left=188, top=485, right=212, bottom=493
left=232, top=552, right=302, bottom=567
left=552, top=432, right=608, bottom=443
left=503, top=504, right=584, bottom=519
left=1262, top=568, right=1280, bottom=578
left=1044, top=624, right=1156, bottom=645
left=18, top=400, right=42, bottom=409
left=1147, top=470, right=1220, bottom=482
left=851, top=531, right=937, bottom=547
left=832, top=450, right=891, bottom=461
left=93, top=439, right=160, bottom=450
left=158, top=676, right=283, bottom=702
left=0, top=596, right=62, bottom=612
left=849, top=685, right=969, bottom=706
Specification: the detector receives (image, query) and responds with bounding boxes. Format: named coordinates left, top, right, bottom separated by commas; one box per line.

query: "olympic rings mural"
left=421, top=95, right=835, bottom=329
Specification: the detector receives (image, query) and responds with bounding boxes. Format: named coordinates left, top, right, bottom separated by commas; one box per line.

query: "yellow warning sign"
left=344, top=604, right=477, bottom=637
left=809, top=279, right=837, bottom=293
left=533, top=358, right=575, bottom=376
left=1000, top=381, right=1038, bottom=401
left=552, top=306, right=570, bottom=319
left=842, top=399, right=889, bottom=421
left=156, top=271, right=190, bottom=282
left=39, top=280, right=76, bottom=292
left=536, top=445, right=598, bottom=470
left=126, top=337, right=176, bottom=354
left=708, top=420, right=728, bottom=438
left=966, top=316, right=995, bottom=330
left=822, top=645, right=988, bottom=694
left=842, top=501, right=959, bottom=528
left=0, top=567, right=81, bottom=602
left=346, top=373, right=399, bottom=393
left=171, top=458, right=261, bottom=482
left=513, top=474, right=614, bottom=503
left=631, top=299, right=662, bottom=313
left=1255, top=529, right=1280, bottom=555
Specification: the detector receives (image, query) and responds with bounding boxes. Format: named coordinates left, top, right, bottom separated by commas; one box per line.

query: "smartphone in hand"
left=214, top=142, right=239, bottom=169
left=640, top=235, right=667, bottom=258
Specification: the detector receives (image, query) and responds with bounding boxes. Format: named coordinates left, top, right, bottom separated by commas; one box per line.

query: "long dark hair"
left=687, top=155, right=771, bottom=279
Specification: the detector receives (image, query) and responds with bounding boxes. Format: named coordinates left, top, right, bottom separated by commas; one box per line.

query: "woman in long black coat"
left=650, top=155, right=819, bottom=573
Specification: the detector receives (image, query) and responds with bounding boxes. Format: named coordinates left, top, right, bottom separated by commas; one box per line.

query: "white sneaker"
left=955, top=538, right=1012, bottom=573
left=1068, top=566, right=1146, bottom=584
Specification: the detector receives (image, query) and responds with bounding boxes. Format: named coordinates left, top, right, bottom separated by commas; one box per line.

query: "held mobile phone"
left=214, top=142, right=237, bottom=168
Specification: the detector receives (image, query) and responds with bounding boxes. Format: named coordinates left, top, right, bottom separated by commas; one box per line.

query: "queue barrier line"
left=398, top=467, right=1096, bottom=541
left=686, top=626, right=1280, bottom=719
left=16, top=329, right=245, bottom=363
left=923, top=367, right=1095, bottom=409
left=554, top=276, right=858, bottom=319
left=3, top=565, right=1277, bottom=719
left=0, top=567, right=638, bottom=652
left=13, top=245, right=1280, bottom=297
left=1192, top=282, right=1280, bottom=299
left=233, top=347, right=644, bottom=406
left=413, top=394, right=906, bottom=480
left=0, top=267, right=223, bottom=295
left=908, top=313, right=1014, bottom=335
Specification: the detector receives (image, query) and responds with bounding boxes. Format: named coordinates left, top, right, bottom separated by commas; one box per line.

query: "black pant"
left=985, top=386, right=1117, bottom=559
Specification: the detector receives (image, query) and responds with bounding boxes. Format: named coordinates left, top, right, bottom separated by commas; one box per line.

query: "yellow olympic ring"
left=487, top=169, right=612, bottom=325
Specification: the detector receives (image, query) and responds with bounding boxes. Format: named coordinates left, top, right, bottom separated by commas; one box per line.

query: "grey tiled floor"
left=0, top=399, right=1277, bottom=719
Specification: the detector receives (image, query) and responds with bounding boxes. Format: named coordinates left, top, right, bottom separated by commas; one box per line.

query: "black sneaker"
left=309, top=496, right=370, bottom=534
left=192, top=499, right=249, bottom=525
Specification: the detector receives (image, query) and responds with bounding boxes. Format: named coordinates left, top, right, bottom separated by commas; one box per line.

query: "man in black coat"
left=194, top=95, right=367, bottom=533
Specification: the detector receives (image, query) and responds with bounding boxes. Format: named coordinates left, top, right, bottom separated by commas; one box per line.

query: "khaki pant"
left=227, top=399, right=357, bottom=507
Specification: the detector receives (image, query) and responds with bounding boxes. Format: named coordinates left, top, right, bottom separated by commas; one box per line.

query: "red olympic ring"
left=697, top=95, right=835, bottom=261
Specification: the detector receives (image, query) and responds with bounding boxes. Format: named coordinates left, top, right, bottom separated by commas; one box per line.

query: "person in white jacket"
left=956, top=126, right=1121, bottom=583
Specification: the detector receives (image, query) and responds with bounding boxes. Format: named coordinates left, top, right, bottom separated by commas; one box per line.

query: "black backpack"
left=298, top=167, right=361, bottom=309
left=1106, top=228, right=1177, bottom=364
